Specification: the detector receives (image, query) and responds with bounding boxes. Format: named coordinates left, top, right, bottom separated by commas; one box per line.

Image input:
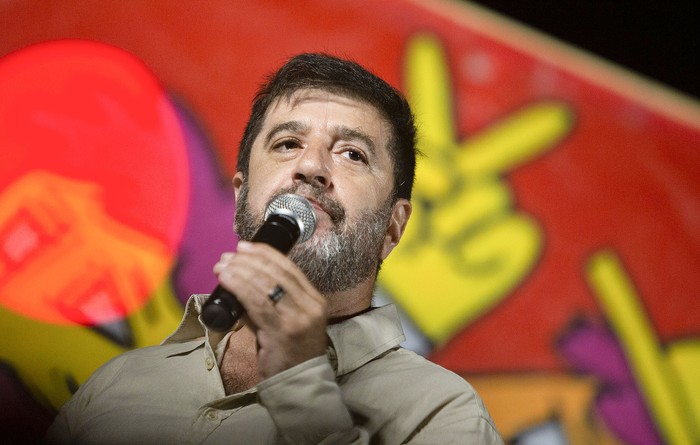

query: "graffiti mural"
left=1, top=1, right=698, bottom=443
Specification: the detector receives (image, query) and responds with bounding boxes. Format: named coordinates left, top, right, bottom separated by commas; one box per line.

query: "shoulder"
left=341, top=347, right=503, bottom=442
left=100, top=339, right=201, bottom=369
left=46, top=341, right=206, bottom=443
left=356, top=346, right=476, bottom=393
left=341, top=347, right=487, bottom=414
left=53, top=341, right=204, bottom=417
left=74, top=340, right=204, bottom=398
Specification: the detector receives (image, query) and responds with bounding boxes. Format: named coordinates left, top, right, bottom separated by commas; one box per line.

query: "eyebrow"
left=336, top=126, right=377, bottom=156
left=264, top=120, right=377, bottom=155
left=264, top=121, right=308, bottom=146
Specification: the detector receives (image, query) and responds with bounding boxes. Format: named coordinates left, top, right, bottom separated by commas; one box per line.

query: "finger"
left=225, top=243, right=292, bottom=298
left=266, top=267, right=323, bottom=312
left=246, top=258, right=327, bottom=326
left=220, top=252, right=235, bottom=262
left=213, top=252, right=236, bottom=274
left=216, top=245, right=297, bottom=329
left=232, top=242, right=326, bottom=319
left=406, top=35, right=455, bottom=148
left=459, top=102, right=571, bottom=175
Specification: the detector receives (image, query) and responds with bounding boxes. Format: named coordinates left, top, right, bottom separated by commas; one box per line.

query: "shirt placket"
left=186, top=334, right=232, bottom=442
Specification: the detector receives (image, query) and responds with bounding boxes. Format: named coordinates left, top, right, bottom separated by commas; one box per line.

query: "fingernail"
left=237, top=241, right=252, bottom=251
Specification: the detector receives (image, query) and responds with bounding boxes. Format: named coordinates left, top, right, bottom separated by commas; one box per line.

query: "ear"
left=380, top=198, right=412, bottom=260
left=233, top=171, right=245, bottom=200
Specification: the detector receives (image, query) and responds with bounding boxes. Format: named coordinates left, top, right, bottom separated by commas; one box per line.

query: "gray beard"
left=234, top=182, right=392, bottom=294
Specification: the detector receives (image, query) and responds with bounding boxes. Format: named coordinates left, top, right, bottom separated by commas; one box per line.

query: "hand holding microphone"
left=202, top=194, right=317, bottom=332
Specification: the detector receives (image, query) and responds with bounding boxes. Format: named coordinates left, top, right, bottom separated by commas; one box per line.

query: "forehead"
left=260, top=88, right=392, bottom=146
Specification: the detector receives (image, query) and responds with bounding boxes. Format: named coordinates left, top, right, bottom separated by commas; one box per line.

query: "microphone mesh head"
left=264, top=194, right=317, bottom=242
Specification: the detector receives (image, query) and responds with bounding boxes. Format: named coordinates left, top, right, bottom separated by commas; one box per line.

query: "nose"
left=293, top=144, right=332, bottom=189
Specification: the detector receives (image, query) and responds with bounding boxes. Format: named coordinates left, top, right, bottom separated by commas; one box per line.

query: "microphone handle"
left=201, top=214, right=300, bottom=332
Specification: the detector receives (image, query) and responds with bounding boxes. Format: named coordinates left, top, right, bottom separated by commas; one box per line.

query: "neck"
left=324, top=275, right=375, bottom=319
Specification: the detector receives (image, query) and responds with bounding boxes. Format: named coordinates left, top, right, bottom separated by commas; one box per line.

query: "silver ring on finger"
left=268, top=285, right=284, bottom=303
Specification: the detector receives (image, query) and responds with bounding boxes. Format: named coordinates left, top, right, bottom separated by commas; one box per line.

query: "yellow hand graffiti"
left=588, top=250, right=700, bottom=445
left=379, top=34, right=574, bottom=344
left=0, top=280, right=183, bottom=410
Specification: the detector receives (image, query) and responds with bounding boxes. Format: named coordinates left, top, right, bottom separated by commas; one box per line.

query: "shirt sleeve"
left=43, top=403, right=73, bottom=445
left=257, top=356, right=504, bottom=445
left=257, top=356, right=359, bottom=444
left=401, top=392, right=505, bottom=445
left=43, top=354, right=129, bottom=444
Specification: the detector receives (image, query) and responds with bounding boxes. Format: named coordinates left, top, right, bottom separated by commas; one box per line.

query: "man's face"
left=233, top=89, right=408, bottom=294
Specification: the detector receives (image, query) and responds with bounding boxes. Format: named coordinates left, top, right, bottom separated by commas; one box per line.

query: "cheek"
left=352, top=175, right=392, bottom=209
left=338, top=190, right=380, bottom=225
left=246, top=162, right=285, bottom=194
left=241, top=180, right=272, bottom=214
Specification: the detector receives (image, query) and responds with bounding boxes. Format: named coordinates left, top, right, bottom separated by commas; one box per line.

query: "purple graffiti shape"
left=558, top=318, right=664, bottom=445
left=171, top=101, right=238, bottom=304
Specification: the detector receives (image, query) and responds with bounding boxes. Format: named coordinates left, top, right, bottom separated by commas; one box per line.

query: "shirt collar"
left=326, top=304, right=406, bottom=376
left=162, top=295, right=407, bottom=376
left=161, top=294, right=208, bottom=344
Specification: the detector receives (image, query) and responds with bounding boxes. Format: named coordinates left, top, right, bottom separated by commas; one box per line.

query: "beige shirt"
left=46, top=295, right=503, bottom=444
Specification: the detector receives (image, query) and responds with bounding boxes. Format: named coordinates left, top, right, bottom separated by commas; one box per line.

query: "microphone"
left=201, top=194, right=317, bottom=332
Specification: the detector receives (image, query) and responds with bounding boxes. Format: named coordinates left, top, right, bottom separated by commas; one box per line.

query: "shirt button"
left=206, top=410, right=218, bottom=421
left=205, top=357, right=215, bottom=370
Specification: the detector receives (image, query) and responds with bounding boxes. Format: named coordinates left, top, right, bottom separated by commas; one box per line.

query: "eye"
left=342, top=149, right=367, bottom=164
left=273, top=139, right=301, bottom=151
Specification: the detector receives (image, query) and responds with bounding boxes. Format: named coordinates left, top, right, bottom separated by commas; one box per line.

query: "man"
left=46, top=53, right=503, bottom=444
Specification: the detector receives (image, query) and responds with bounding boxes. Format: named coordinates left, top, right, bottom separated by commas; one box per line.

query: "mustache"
left=268, top=183, right=346, bottom=225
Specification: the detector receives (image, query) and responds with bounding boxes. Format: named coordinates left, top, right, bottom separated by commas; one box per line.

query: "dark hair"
left=237, top=53, right=417, bottom=200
